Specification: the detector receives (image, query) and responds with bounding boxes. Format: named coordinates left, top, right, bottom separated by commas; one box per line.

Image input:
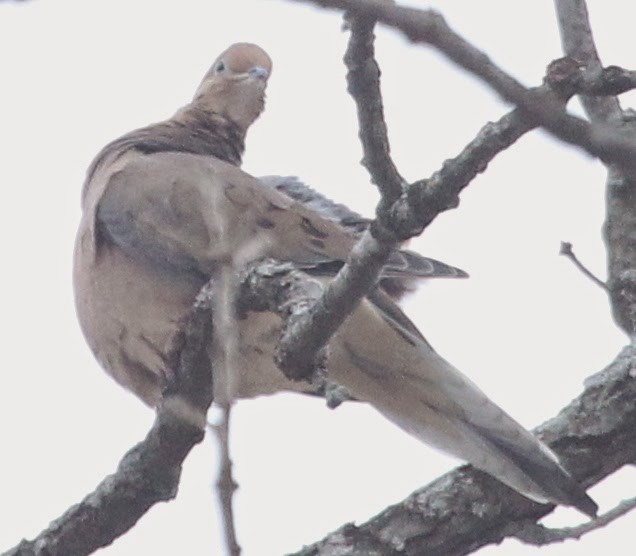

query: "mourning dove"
left=73, top=43, right=597, bottom=517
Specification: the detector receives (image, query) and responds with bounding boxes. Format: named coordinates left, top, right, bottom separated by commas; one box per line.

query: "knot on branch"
left=235, top=260, right=328, bottom=385
left=276, top=324, right=329, bottom=384
left=545, top=57, right=636, bottom=99
left=405, top=177, right=460, bottom=230
left=368, top=214, right=407, bottom=243
left=544, top=57, right=585, bottom=98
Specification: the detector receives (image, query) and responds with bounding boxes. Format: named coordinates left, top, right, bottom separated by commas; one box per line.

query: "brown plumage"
left=74, top=43, right=597, bottom=517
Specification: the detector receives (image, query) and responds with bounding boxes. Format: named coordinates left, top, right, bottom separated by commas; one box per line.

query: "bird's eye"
left=215, top=60, right=226, bottom=73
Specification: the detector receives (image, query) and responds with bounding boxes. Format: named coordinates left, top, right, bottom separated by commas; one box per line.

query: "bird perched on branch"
left=74, top=42, right=597, bottom=517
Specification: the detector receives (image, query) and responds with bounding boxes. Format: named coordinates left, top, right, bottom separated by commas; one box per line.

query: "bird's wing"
left=96, top=155, right=466, bottom=284
left=329, top=298, right=598, bottom=517
left=259, top=175, right=468, bottom=280
left=95, top=152, right=357, bottom=277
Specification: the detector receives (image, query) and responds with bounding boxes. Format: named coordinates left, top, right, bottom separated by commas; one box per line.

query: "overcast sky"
left=1, top=1, right=634, bottom=554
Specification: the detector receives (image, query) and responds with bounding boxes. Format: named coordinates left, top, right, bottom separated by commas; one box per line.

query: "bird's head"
left=193, top=43, right=272, bottom=131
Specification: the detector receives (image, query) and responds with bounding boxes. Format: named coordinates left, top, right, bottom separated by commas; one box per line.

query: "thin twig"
left=210, top=406, right=240, bottom=556
left=210, top=237, right=246, bottom=554
left=560, top=241, right=608, bottom=291
left=211, top=262, right=241, bottom=556
left=512, top=495, right=636, bottom=545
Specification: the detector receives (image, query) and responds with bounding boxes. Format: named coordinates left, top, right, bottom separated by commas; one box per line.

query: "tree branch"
left=11, top=255, right=632, bottom=556
left=510, top=495, right=636, bottom=546
left=269, top=30, right=592, bottom=386
left=209, top=406, right=240, bottom=556
left=559, top=241, right=608, bottom=291
left=379, top=58, right=579, bottom=239
left=2, top=291, right=216, bottom=556
left=290, top=0, right=636, bottom=178
left=344, top=12, right=405, bottom=203
left=555, top=0, right=636, bottom=336
left=554, top=0, right=623, bottom=123
left=270, top=16, right=404, bottom=384
left=291, top=345, right=636, bottom=556
left=1, top=261, right=343, bottom=556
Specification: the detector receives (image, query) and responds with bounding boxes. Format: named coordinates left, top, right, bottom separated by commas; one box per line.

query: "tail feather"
left=330, top=298, right=597, bottom=517
left=474, top=423, right=598, bottom=516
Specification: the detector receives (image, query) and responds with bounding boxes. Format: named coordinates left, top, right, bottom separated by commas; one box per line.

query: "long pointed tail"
left=329, top=297, right=597, bottom=517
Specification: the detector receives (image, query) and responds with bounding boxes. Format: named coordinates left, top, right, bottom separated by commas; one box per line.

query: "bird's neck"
left=130, top=106, right=246, bottom=165
left=166, top=105, right=247, bottom=165
left=86, top=106, right=246, bottom=188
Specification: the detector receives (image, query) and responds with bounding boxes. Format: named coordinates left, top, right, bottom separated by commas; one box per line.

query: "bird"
left=73, top=42, right=598, bottom=517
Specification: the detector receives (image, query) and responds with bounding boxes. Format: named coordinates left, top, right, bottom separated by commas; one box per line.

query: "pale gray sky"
left=0, top=1, right=633, bottom=554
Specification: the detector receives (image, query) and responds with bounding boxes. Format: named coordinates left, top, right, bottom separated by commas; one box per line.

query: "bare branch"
left=1, top=260, right=345, bottom=556
left=208, top=262, right=243, bottom=555
left=510, top=495, right=636, bottom=546
left=379, top=58, right=581, bottom=239
left=278, top=231, right=394, bottom=382
left=554, top=0, right=636, bottom=336
left=560, top=241, right=608, bottom=291
left=209, top=407, right=240, bottom=556
left=267, top=36, right=588, bottom=387
left=269, top=54, right=620, bottom=388
left=236, top=260, right=326, bottom=383
left=3, top=412, right=204, bottom=556
left=5, top=256, right=632, bottom=555
left=554, top=0, right=623, bottom=123
left=2, top=292, right=215, bottom=556
left=575, top=66, right=636, bottom=97
left=344, top=13, right=405, bottom=203
left=290, top=0, right=636, bottom=177
left=290, top=344, right=636, bottom=556
left=266, top=19, right=404, bottom=385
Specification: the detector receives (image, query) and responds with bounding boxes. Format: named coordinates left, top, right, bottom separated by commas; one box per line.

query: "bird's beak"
left=248, top=66, right=269, bottom=80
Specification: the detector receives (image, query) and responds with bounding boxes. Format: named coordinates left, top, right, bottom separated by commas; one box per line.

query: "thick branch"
left=6, top=256, right=633, bottom=556
left=238, top=244, right=394, bottom=390
left=292, top=345, right=636, bottom=556
left=2, top=293, right=215, bottom=556
left=4, top=412, right=203, bottom=556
